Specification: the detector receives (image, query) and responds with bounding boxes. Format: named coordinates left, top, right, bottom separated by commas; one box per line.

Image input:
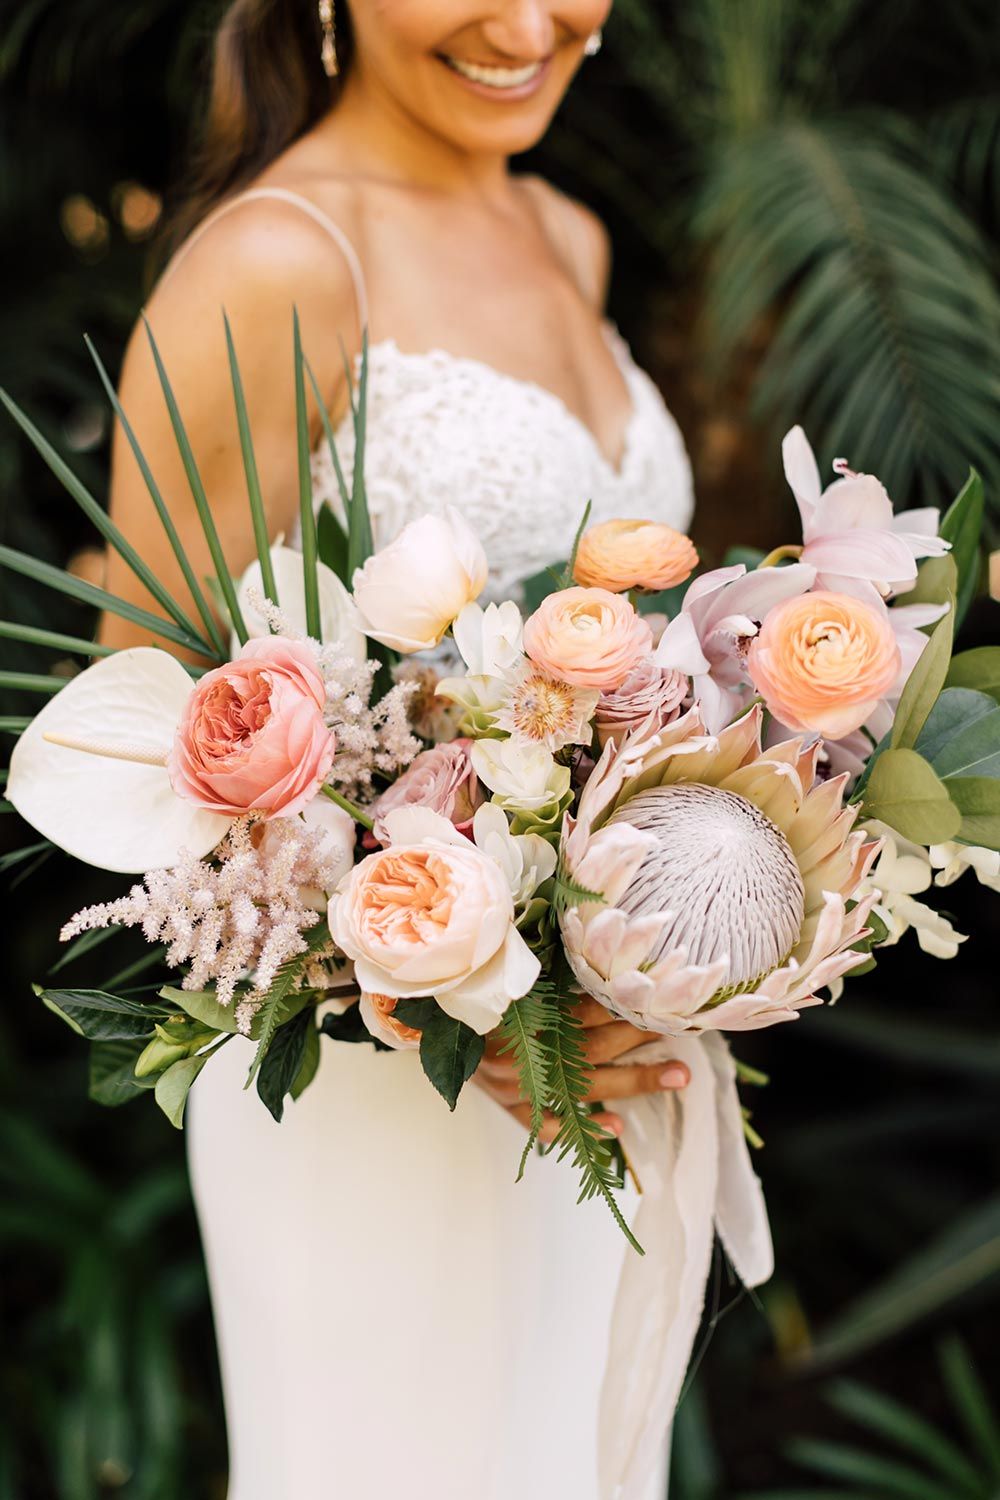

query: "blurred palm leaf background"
left=2, top=0, right=998, bottom=1495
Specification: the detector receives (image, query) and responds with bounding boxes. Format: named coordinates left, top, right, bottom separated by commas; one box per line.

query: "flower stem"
left=320, top=783, right=374, bottom=831
left=759, top=544, right=804, bottom=569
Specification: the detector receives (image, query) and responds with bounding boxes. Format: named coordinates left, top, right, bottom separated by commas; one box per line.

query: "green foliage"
left=750, top=1341, right=1000, bottom=1500
left=891, top=590, right=955, bottom=751
left=394, top=999, right=485, bottom=1112
left=859, top=748, right=961, bottom=845
left=243, top=924, right=329, bottom=1089
left=256, top=1006, right=315, bottom=1123
left=940, top=470, right=985, bottom=628
left=948, top=646, right=1000, bottom=701
left=497, top=986, right=562, bottom=1175
left=35, top=986, right=167, bottom=1042
left=536, top=966, right=643, bottom=1255
left=153, top=1052, right=210, bottom=1130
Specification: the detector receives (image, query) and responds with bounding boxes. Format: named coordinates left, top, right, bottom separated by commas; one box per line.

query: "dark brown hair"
left=150, top=0, right=354, bottom=280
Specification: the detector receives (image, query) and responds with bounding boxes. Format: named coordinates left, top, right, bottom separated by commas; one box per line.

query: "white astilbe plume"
left=60, top=818, right=342, bottom=1031
left=317, top=641, right=420, bottom=801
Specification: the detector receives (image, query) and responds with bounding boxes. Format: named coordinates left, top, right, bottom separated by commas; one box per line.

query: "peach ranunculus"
left=573, top=518, right=699, bottom=594
left=747, top=590, right=901, bottom=740
left=328, top=807, right=539, bottom=1035
left=351, top=508, right=488, bottom=654
left=594, top=659, right=689, bottom=749
left=359, top=992, right=423, bottom=1051
left=369, top=738, right=485, bottom=845
left=522, top=587, right=653, bottom=692
left=168, top=637, right=335, bottom=819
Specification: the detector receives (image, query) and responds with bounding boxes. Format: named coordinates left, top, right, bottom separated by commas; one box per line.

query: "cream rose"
left=522, top=587, right=653, bottom=691
left=573, top=518, right=699, bottom=593
left=747, top=590, right=901, bottom=739
left=352, top=508, right=488, bottom=654
left=328, top=807, right=539, bottom=1035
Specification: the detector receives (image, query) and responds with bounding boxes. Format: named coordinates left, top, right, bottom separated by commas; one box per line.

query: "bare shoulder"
left=139, top=178, right=365, bottom=368
left=521, top=173, right=612, bottom=309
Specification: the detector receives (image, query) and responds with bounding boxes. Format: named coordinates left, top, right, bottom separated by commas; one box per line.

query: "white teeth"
left=443, top=55, right=544, bottom=88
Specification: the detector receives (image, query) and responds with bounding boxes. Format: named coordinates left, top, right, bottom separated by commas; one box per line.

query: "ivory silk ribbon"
left=598, top=1032, right=774, bottom=1500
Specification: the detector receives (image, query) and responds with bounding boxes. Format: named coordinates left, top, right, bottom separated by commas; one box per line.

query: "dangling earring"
left=319, top=0, right=339, bottom=77
left=584, top=28, right=603, bottom=57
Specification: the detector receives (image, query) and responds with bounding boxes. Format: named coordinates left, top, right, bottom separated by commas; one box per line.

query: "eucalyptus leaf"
left=947, top=647, right=1000, bottom=704
left=416, top=1008, right=484, bottom=1111
left=928, top=706, right=1000, bottom=782
left=891, top=606, right=955, bottom=751
left=938, top=469, right=984, bottom=629
left=947, top=777, right=1000, bottom=850
left=861, top=748, right=961, bottom=844
left=153, top=1053, right=211, bottom=1130
left=914, top=688, right=998, bottom=767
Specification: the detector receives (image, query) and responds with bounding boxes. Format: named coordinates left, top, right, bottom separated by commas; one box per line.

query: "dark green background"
left=2, top=2, right=999, bottom=1495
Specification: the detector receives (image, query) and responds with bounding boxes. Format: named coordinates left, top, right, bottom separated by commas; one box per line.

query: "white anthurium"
left=234, top=545, right=366, bottom=660
left=7, top=648, right=232, bottom=874
left=471, top=803, right=557, bottom=909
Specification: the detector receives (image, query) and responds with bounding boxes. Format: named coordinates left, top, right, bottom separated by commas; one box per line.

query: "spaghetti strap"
left=157, top=186, right=369, bottom=332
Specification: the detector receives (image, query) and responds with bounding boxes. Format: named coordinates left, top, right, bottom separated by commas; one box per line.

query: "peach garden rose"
left=573, top=518, right=699, bottom=594
left=328, top=807, right=539, bottom=1035
left=522, top=587, right=653, bottom=692
left=168, top=637, right=336, bottom=819
left=747, top=590, right=901, bottom=740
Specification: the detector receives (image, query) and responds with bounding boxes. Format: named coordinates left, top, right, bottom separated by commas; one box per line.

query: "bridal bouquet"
left=3, top=317, right=999, bottom=1493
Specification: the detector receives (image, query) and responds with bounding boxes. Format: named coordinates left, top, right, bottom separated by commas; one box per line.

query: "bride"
left=102, top=1, right=698, bottom=1495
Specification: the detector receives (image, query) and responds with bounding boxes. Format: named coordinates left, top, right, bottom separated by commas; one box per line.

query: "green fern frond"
left=497, top=987, right=560, bottom=1179
left=541, top=966, right=643, bottom=1254
left=243, top=923, right=329, bottom=1089
left=551, top=864, right=605, bottom=917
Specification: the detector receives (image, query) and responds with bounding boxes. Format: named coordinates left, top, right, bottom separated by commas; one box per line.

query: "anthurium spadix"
left=8, top=648, right=232, bottom=873
left=234, top=545, right=366, bottom=660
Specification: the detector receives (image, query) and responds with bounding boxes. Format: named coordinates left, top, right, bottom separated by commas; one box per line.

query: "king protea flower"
left=559, top=706, right=880, bottom=1034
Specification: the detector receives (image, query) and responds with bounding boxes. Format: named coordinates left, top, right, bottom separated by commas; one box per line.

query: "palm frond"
left=696, top=118, right=1000, bottom=508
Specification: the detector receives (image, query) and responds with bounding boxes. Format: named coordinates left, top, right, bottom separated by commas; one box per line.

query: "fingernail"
left=659, top=1064, right=688, bottom=1089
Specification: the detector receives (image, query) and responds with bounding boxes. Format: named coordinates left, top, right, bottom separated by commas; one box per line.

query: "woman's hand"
left=474, top=995, right=689, bottom=1142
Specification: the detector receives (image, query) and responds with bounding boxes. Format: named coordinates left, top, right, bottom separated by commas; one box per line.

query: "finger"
left=571, top=995, right=619, bottom=1029
left=473, top=1069, right=523, bottom=1108
left=584, top=1018, right=657, bottom=1067
left=505, top=1104, right=625, bottom=1145
left=583, top=1058, right=690, bottom=1102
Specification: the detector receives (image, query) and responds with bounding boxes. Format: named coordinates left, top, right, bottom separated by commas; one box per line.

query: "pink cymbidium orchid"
left=654, top=561, right=816, bottom=732
left=783, top=426, right=949, bottom=600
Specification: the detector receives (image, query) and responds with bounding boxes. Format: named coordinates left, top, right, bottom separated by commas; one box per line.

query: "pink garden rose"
left=594, top=659, right=689, bottom=749
left=168, top=637, right=335, bottom=819
left=369, top=738, right=485, bottom=845
left=523, top=587, right=653, bottom=692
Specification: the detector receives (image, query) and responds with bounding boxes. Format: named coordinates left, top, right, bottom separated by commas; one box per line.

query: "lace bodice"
left=160, top=185, right=695, bottom=598
left=305, top=322, right=694, bottom=600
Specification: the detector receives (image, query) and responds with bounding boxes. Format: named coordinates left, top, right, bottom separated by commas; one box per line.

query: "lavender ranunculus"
left=370, top=738, right=484, bottom=846
left=594, top=659, right=689, bottom=750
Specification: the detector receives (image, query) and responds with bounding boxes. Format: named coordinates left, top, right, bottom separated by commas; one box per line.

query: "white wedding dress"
left=175, top=186, right=696, bottom=1500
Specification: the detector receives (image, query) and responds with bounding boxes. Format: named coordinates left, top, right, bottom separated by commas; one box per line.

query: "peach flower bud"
left=595, top=660, right=689, bottom=749
left=352, top=508, right=488, bottom=654
left=747, top=590, right=901, bottom=740
left=168, top=637, right=335, bottom=819
left=369, top=739, right=485, bottom=845
left=522, top=587, right=653, bottom=692
left=359, top=992, right=422, bottom=1051
left=573, top=518, right=699, bottom=593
